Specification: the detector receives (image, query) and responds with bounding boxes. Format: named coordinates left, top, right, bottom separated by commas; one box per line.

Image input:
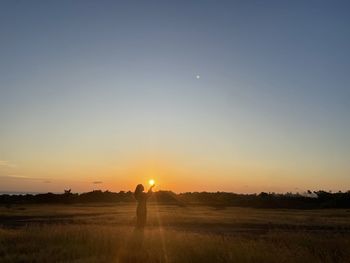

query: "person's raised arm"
left=147, top=184, right=155, bottom=197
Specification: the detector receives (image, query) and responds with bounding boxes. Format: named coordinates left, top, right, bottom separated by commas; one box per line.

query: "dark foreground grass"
left=0, top=205, right=350, bottom=263
left=1, top=225, right=349, bottom=263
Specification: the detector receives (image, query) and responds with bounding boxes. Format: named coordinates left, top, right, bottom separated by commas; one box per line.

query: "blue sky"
left=0, top=1, right=349, bottom=192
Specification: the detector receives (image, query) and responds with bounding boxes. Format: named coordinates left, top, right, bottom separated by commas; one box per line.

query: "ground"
left=0, top=203, right=350, bottom=262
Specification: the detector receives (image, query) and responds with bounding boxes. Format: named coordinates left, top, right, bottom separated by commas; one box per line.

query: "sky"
left=1, top=0, right=349, bottom=193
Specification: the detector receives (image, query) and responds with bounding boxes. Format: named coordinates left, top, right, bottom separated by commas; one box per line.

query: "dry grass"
left=0, top=204, right=350, bottom=262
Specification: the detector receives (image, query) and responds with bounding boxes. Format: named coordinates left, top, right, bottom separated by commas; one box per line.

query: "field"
left=1, top=204, right=350, bottom=263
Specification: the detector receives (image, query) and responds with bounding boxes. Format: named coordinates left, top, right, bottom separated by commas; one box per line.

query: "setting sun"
left=149, top=179, right=155, bottom=186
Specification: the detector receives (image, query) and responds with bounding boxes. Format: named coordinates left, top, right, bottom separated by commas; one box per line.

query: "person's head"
left=134, top=184, right=144, bottom=200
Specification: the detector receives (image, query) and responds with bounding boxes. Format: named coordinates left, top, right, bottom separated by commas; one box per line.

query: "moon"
left=196, top=75, right=200, bottom=79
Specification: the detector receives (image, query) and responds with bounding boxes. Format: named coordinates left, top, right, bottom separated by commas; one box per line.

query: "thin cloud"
left=0, top=174, right=28, bottom=179
left=0, top=160, right=9, bottom=166
left=0, top=174, right=46, bottom=181
left=0, top=160, right=16, bottom=168
left=92, top=181, right=103, bottom=184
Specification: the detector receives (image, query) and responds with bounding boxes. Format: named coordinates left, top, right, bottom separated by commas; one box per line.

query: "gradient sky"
left=1, top=1, right=349, bottom=193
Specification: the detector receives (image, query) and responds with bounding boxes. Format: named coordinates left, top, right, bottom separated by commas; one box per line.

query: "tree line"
left=0, top=190, right=349, bottom=209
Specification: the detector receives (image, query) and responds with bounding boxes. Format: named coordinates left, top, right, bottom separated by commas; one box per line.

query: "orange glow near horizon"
left=1, top=152, right=350, bottom=194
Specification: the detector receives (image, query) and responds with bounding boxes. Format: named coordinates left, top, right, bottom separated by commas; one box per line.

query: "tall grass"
left=1, top=205, right=350, bottom=262
left=1, top=224, right=349, bottom=263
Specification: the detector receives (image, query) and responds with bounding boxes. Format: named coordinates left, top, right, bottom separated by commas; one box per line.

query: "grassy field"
left=1, top=204, right=350, bottom=263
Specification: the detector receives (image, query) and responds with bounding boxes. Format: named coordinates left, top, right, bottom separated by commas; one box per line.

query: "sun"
left=149, top=179, right=155, bottom=186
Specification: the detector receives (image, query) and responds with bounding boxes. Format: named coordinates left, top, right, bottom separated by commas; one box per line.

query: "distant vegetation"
left=1, top=190, right=349, bottom=209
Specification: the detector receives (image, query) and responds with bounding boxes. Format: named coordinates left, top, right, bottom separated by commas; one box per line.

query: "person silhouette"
left=134, top=183, right=155, bottom=229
